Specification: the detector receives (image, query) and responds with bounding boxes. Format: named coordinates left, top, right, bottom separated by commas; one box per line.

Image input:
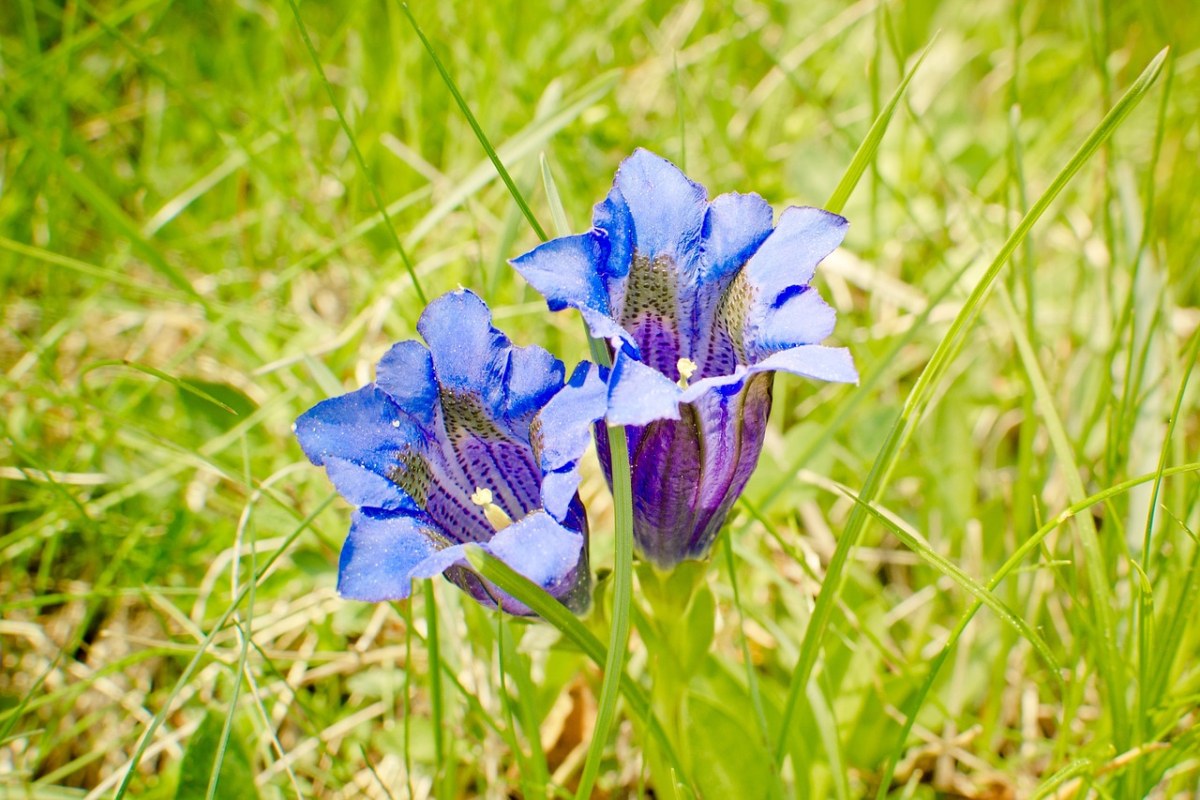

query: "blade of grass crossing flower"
left=576, top=423, right=635, bottom=799
left=463, top=546, right=688, bottom=783
left=112, top=493, right=335, bottom=799
left=823, top=34, right=936, bottom=215
left=399, top=3, right=548, bottom=243
left=774, top=46, right=1168, bottom=767
left=871, top=460, right=1200, bottom=798
left=283, top=0, right=427, bottom=307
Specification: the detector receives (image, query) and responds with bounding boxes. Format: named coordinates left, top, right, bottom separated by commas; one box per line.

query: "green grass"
left=2, top=1, right=1198, bottom=797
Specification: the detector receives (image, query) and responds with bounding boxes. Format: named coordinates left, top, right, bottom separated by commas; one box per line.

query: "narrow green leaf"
left=400, top=3, right=548, bottom=243
left=174, top=710, right=259, bottom=800
left=775, top=45, right=1168, bottom=766
left=463, top=546, right=688, bottom=783
left=81, top=359, right=237, bottom=415
left=113, top=495, right=335, bottom=800
left=575, top=423, right=635, bottom=799
left=824, top=34, right=937, bottom=215
left=828, top=474, right=1062, bottom=680
left=873, top=460, right=1200, bottom=797
left=540, top=152, right=573, bottom=237
left=284, top=0, right=427, bottom=306
left=0, top=98, right=203, bottom=304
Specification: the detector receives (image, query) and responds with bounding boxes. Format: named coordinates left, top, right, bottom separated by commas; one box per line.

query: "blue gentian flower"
left=513, top=149, right=857, bottom=568
left=294, top=289, right=590, bottom=615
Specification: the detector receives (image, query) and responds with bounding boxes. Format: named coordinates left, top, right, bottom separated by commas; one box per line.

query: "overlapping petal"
left=296, top=289, right=589, bottom=614
left=515, top=149, right=857, bottom=568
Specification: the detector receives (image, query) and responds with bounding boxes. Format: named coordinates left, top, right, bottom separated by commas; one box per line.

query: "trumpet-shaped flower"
left=514, top=149, right=856, bottom=568
left=294, top=290, right=590, bottom=614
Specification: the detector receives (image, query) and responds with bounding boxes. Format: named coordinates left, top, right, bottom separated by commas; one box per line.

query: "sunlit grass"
left=1, top=1, right=1198, bottom=797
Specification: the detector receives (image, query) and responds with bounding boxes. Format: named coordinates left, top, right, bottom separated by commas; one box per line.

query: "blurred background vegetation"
left=1, top=0, right=1197, bottom=797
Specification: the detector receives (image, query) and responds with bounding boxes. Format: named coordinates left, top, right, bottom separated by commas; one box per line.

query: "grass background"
left=1, top=0, right=1198, bottom=797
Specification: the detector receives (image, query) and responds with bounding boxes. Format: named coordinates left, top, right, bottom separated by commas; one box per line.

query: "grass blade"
left=284, top=0, right=427, bottom=306
left=399, top=3, right=548, bottom=243
left=773, top=45, right=1169, bottom=766
left=575, top=424, right=635, bottom=799
left=824, top=34, right=936, bottom=215
left=464, top=545, right=687, bottom=782
left=872, top=459, right=1200, bottom=797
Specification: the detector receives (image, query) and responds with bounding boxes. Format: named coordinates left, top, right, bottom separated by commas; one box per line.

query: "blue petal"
left=482, top=511, right=584, bottom=595
left=606, top=350, right=682, bottom=426
left=500, top=341, right=567, bottom=427
left=698, top=191, right=774, bottom=286
left=750, top=345, right=858, bottom=384
left=376, top=340, right=436, bottom=427
left=337, top=509, right=445, bottom=602
left=741, top=206, right=848, bottom=303
left=417, top=288, right=567, bottom=440
left=509, top=231, right=611, bottom=315
left=750, top=286, right=838, bottom=356
left=323, top=456, right=418, bottom=512
left=509, top=232, right=634, bottom=348
left=417, top=289, right=506, bottom=400
left=534, top=362, right=608, bottom=519
left=608, top=148, right=707, bottom=263
left=294, top=386, right=424, bottom=511
left=537, top=363, right=608, bottom=470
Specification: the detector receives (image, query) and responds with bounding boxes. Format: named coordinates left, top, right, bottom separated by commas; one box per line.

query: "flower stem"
left=574, top=423, right=634, bottom=799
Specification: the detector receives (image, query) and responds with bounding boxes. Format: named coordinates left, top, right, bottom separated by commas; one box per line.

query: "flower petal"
left=749, top=285, right=838, bottom=358
left=607, top=148, right=707, bottom=263
left=337, top=509, right=446, bottom=602
left=483, top=511, right=585, bottom=597
left=417, top=289, right=507, bottom=401
left=750, top=344, right=859, bottom=384
left=533, top=362, right=608, bottom=520
left=500, top=340, right=568, bottom=427
left=294, top=386, right=425, bottom=511
left=375, top=340, right=437, bottom=428
left=508, top=232, right=622, bottom=337
left=698, top=191, right=775, bottom=286
left=740, top=206, right=848, bottom=303
left=323, top=456, right=418, bottom=512
left=606, top=349, right=683, bottom=426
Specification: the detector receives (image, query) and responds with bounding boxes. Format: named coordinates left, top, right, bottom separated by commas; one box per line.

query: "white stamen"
left=391, top=419, right=401, bottom=428
left=470, top=486, right=512, bottom=531
left=677, top=357, right=698, bottom=388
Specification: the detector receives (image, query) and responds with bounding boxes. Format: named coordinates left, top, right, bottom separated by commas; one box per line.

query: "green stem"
left=574, top=423, right=634, bottom=799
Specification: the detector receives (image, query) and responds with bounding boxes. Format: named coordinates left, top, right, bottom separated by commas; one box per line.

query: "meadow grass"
left=1, top=1, right=1198, bottom=797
